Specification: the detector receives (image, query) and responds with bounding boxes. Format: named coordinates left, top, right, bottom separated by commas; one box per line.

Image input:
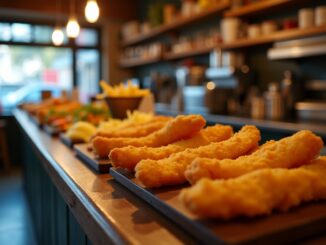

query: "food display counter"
left=14, top=108, right=326, bottom=244
left=14, top=109, right=193, bottom=245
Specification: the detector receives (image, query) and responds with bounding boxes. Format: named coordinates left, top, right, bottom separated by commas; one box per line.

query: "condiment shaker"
left=264, top=83, right=284, bottom=120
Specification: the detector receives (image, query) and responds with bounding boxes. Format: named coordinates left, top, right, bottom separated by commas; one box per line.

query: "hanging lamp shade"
left=66, top=17, right=80, bottom=38
left=52, top=27, right=64, bottom=46
left=85, top=0, right=100, bottom=23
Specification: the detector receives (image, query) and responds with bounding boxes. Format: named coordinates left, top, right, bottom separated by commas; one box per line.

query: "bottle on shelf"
left=264, top=82, right=284, bottom=120
left=281, top=70, right=295, bottom=117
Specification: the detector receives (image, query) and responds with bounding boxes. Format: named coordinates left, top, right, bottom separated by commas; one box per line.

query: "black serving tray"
left=30, top=116, right=43, bottom=128
left=110, top=167, right=326, bottom=245
left=59, top=133, right=84, bottom=148
left=43, top=125, right=60, bottom=136
left=74, top=144, right=111, bottom=173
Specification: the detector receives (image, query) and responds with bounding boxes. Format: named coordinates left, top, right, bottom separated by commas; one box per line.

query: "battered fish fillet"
left=185, top=130, right=323, bottom=184
left=92, top=114, right=206, bottom=158
left=92, top=116, right=173, bottom=138
left=109, top=125, right=233, bottom=171
left=95, top=119, right=170, bottom=138
left=180, top=156, right=326, bottom=219
left=135, top=125, right=260, bottom=188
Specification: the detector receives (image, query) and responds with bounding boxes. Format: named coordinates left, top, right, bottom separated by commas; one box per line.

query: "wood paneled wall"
left=0, top=0, right=137, bottom=20
left=22, top=129, right=91, bottom=245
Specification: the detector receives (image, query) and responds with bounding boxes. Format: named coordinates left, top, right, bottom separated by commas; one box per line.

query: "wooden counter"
left=13, top=109, right=326, bottom=244
left=14, top=109, right=195, bottom=245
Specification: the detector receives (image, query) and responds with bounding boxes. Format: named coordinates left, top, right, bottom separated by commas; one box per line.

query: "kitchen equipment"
left=183, top=86, right=208, bottom=114
left=174, top=67, right=187, bottom=111
left=175, top=66, right=206, bottom=86
left=268, top=35, right=326, bottom=60
left=175, top=66, right=207, bottom=113
left=209, top=49, right=222, bottom=67
left=188, top=66, right=206, bottom=85
left=296, top=102, right=326, bottom=121
left=264, top=83, right=284, bottom=120
left=315, top=6, right=326, bottom=26
left=299, top=8, right=314, bottom=29
left=223, top=52, right=244, bottom=67
left=281, top=70, right=295, bottom=116
left=205, top=66, right=255, bottom=114
left=209, top=50, right=244, bottom=68
left=144, top=72, right=176, bottom=105
left=296, top=80, right=326, bottom=121
left=221, top=18, right=240, bottom=43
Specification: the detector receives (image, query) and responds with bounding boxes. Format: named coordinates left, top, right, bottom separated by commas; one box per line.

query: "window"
left=0, top=21, right=101, bottom=113
left=34, top=25, right=54, bottom=43
left=0, top=23, right=11, bottom=41
left=77, top=49, right=100, bottom=103
left=12, top=23, right=32, bottom=42
left=76, top=28, right=98, bottom=46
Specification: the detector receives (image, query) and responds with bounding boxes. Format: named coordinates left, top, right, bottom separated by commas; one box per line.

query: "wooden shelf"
left=120, top=26, right=326, bottom=67
left=119, top=56, right=162, bottom=68
left=224, top=0, right=307, bottom=18
left=121, top=1, right=229, bottom=47
left=219, top=25, right=326, bottom=50
left=164, top=46, right=215, bottom=60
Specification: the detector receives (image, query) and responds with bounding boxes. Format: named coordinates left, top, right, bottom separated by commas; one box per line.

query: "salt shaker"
left=264, top=83, right=284, bottom=120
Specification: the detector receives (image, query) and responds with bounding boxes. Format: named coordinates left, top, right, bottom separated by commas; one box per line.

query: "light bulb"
left=66, top=17, right=80, bottom=38
left=85, top=0, right=99, bottom=23
left=52, top=28, right=64, bottom=46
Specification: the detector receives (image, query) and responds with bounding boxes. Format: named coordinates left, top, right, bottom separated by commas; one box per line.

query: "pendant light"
left=52, top=28, right=64, bottom=46
left=52, top=0, right=64, bottom=46
left=85, top=0, right=100, bottom=23
left=66, top=0, right=80, bottom=38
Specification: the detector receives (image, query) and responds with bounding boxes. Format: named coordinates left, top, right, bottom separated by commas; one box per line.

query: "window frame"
left=0, top=18, right=102, bottom=88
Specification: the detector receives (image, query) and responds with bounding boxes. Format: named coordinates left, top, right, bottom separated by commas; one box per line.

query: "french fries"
left=99, top=80, right=150, bottom=98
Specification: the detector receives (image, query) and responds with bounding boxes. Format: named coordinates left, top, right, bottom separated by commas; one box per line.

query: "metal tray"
left=59, top=133, right=84, bottom=148
left=29, top=116, right=43, bottom=128
left=110, top=168, right=326, bottom=245
left=74, top=144, right=111, bottom=173
left=43, top=125, right=60, bottom=136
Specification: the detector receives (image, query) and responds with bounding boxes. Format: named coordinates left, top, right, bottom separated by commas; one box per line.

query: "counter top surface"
left=14, top=109, right=194, bottom=245
left=14, top=109, right=326, bottom=244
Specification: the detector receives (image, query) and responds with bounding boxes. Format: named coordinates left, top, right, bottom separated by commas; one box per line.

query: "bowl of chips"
left=99, top=80, right=150, bottom=119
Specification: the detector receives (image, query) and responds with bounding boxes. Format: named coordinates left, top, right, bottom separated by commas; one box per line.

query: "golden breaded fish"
left=180, top=156, right=326, bottom=219
left=135, top=125, right=260, bottom=188
left=110, top=125, right=233, bottom=171
left=92, top=114, right=206, bottom=158
left=96, top=119, right=170, bottom=138
left=185, top=130, right=323, bottom=184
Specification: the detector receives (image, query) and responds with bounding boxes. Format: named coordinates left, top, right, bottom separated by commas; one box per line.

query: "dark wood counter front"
left=14, top=109, right=194, bottom=245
